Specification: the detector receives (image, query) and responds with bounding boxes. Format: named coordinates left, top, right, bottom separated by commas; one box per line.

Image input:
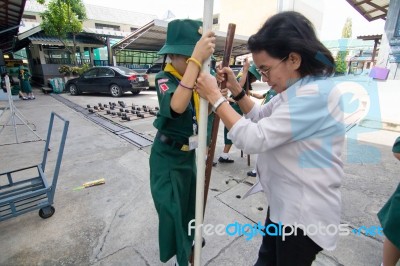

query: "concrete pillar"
left=278, top=0, right=295, bottom=12
left=38, top=45, right=46, bottom=64
left=89, top=48, right=94, bottom=66
left=107, top=37, right=113, bottom=66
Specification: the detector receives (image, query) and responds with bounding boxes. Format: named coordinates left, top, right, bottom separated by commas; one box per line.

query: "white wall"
left=218, top=0, right=277, bottom=36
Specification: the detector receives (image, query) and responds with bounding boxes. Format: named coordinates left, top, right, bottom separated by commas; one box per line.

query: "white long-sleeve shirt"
left=228, top=76, right=345, bottom=250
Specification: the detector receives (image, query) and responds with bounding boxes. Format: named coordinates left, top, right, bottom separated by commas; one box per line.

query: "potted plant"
left=58, top=65, right=72, bottom=82
left=71, top=66, right=80, bottom=77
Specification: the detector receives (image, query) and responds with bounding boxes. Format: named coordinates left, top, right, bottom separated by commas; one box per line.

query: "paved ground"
left=0, top=76, right=399, bottom=266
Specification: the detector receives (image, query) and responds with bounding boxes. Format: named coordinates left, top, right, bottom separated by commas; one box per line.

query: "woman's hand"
left=216, top=67, right=241, bottom=95
left=192, top=31, right=216, bottom=64
left=196, top=73, right=221, bottom=104
left=220, top=87, right=228, bottom=98
left=243, top=57, right=250, bottom=72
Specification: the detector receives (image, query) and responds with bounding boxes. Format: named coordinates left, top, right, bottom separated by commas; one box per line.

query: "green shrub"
left=70, top=66, right=80, bottom=75
left=58, top=65, right=71, bottom=75
left=58, top=64, right=91, bottom=76
left=335, top=51, right=347, bottom=74
left=78, top=63, right=90, bottom=75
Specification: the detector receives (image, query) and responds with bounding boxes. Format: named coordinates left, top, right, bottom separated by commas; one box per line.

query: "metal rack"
left=0, top=112, right=69, bottom=221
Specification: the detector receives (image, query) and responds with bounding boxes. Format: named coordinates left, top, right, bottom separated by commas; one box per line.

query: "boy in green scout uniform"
left=246, top=64, right=277, bottom=177
left=247, top=64, right=277, bottom=104
left=18, top=69, right=35, bottom=100
left=149, top=19, right=215, bottom=266
left=218, top=63, right=267, bottom=164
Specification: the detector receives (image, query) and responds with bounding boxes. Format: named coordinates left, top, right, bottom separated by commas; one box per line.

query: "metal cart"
left=0, top=112, right=69, bottom=221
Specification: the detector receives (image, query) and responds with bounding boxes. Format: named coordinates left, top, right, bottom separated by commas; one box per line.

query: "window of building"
left=130, top=27, right=137, bottom=32
left=213, top=17, right=219, bottom=25
left=43, top=47, right=71, bottom=64
left=116, top=50, right=158, bottom=66
left=95, top=23, right=120, bottom=31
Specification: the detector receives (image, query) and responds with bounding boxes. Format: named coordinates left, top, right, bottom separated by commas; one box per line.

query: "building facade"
left=377, top=0, right=400, bottom=80
left=14, top=0, right=157, bottom=84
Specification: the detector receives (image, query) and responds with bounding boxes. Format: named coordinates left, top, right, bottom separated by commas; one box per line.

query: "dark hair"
left=248, top=11, right=334, bottom=77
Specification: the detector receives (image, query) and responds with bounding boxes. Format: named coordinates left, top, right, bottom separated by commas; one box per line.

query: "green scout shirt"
left=262, top=89, right=277, bottom=105
left=153, top=71, right=196, bottom=144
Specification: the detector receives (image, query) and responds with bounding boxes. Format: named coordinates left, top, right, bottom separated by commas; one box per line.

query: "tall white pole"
left=5, top=76, right=18, bottom=143
left=194, top=0, right=213, bottom=265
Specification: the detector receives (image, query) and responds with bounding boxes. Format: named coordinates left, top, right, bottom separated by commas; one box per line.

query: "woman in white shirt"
left=195, top=11, right=345, bottom=266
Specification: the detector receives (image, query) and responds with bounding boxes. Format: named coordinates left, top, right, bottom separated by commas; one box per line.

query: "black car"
left=66, top=66, right=149, bottom=97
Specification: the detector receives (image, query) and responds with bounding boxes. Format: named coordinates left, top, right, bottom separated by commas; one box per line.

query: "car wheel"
left=110, top=84, right=122, bottom=97
left=69, top=84, right=79, bottom=95
left=131, top=90, right=140, bottom=96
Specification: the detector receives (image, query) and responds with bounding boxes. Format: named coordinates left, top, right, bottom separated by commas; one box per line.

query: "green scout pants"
left=149, top=137, right=196, bottom=266
left=224, top=102, right=242, bottom=145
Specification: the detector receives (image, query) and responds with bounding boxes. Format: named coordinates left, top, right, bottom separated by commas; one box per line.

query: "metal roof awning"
left=29, top=33, right=105, bottom=47
left=14, top=26, right=105, bottom=51
left=0, top=0, right=27, bottom=54
left=112, top=19, right=250, bottom=58
left=346, top=0, right=389, bottom=21
left=357, top=34, right=383, bottom=41
left=322, top=38, right=375, bottom=50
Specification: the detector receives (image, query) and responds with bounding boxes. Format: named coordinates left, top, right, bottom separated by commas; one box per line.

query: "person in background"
left=247, top=74, right=277, bottom=177
left=18, top=69, right=35, bottom=100
left=207, top=56, right=219, bottom=167
left=378, top=137, right=400, bottom=266
left=195, top=11, right=344, bottom=266
left=1, top=72, right=28, bottom=99
left=149, top=19, right=215, bottom=266
left=218, top=59, right=260, bottom=163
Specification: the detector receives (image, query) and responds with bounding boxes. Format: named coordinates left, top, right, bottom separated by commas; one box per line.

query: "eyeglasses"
left=257, top=57, right=287, bottom=79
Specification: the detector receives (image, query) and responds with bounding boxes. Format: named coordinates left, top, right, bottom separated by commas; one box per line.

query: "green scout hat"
left=249, top=64, right=261, bottom=81
left=158, top=19, right=202, bottom=57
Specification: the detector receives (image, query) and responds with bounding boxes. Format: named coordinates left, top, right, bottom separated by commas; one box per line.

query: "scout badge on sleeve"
left=159, top=83, right=169, bottom=93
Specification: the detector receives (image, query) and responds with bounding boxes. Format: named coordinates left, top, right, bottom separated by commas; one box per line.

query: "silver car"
left=145, top=64, right=162, bottom=89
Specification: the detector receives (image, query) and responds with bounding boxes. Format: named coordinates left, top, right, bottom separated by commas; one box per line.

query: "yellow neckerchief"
left=164, top=63, right=200, bottom=122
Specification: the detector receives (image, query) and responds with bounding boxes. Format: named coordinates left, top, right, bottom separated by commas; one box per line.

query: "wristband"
left=179, top=81, right=193, bottom=90
left=232, top=89, right=246, bottom=101
left=212, top=96, right=228, bottom=113
left=186, top=57, right=202, bottom=69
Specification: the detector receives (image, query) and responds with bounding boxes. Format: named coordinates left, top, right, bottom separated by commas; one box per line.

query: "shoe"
left=247, top=170, right=256, bottom=177
left=189, top=238, right=206, bottom=264
left=191, top=237, right=206, bottom=250
left=31, top=95, right=35, bottom=99
left=218, top=157, right=234, bottom=163
left=212, top=161, right=217, bottom=167
left=22, top=97, right=28, bottom=100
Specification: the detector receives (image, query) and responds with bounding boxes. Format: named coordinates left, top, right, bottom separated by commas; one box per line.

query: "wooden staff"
left=203, top=23, right=236, bottom=213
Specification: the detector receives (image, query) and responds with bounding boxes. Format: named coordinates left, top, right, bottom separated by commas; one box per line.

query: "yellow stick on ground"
left=83, top=178, right=105, bottom=188
left=73, top=178, right=105, bottom=190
